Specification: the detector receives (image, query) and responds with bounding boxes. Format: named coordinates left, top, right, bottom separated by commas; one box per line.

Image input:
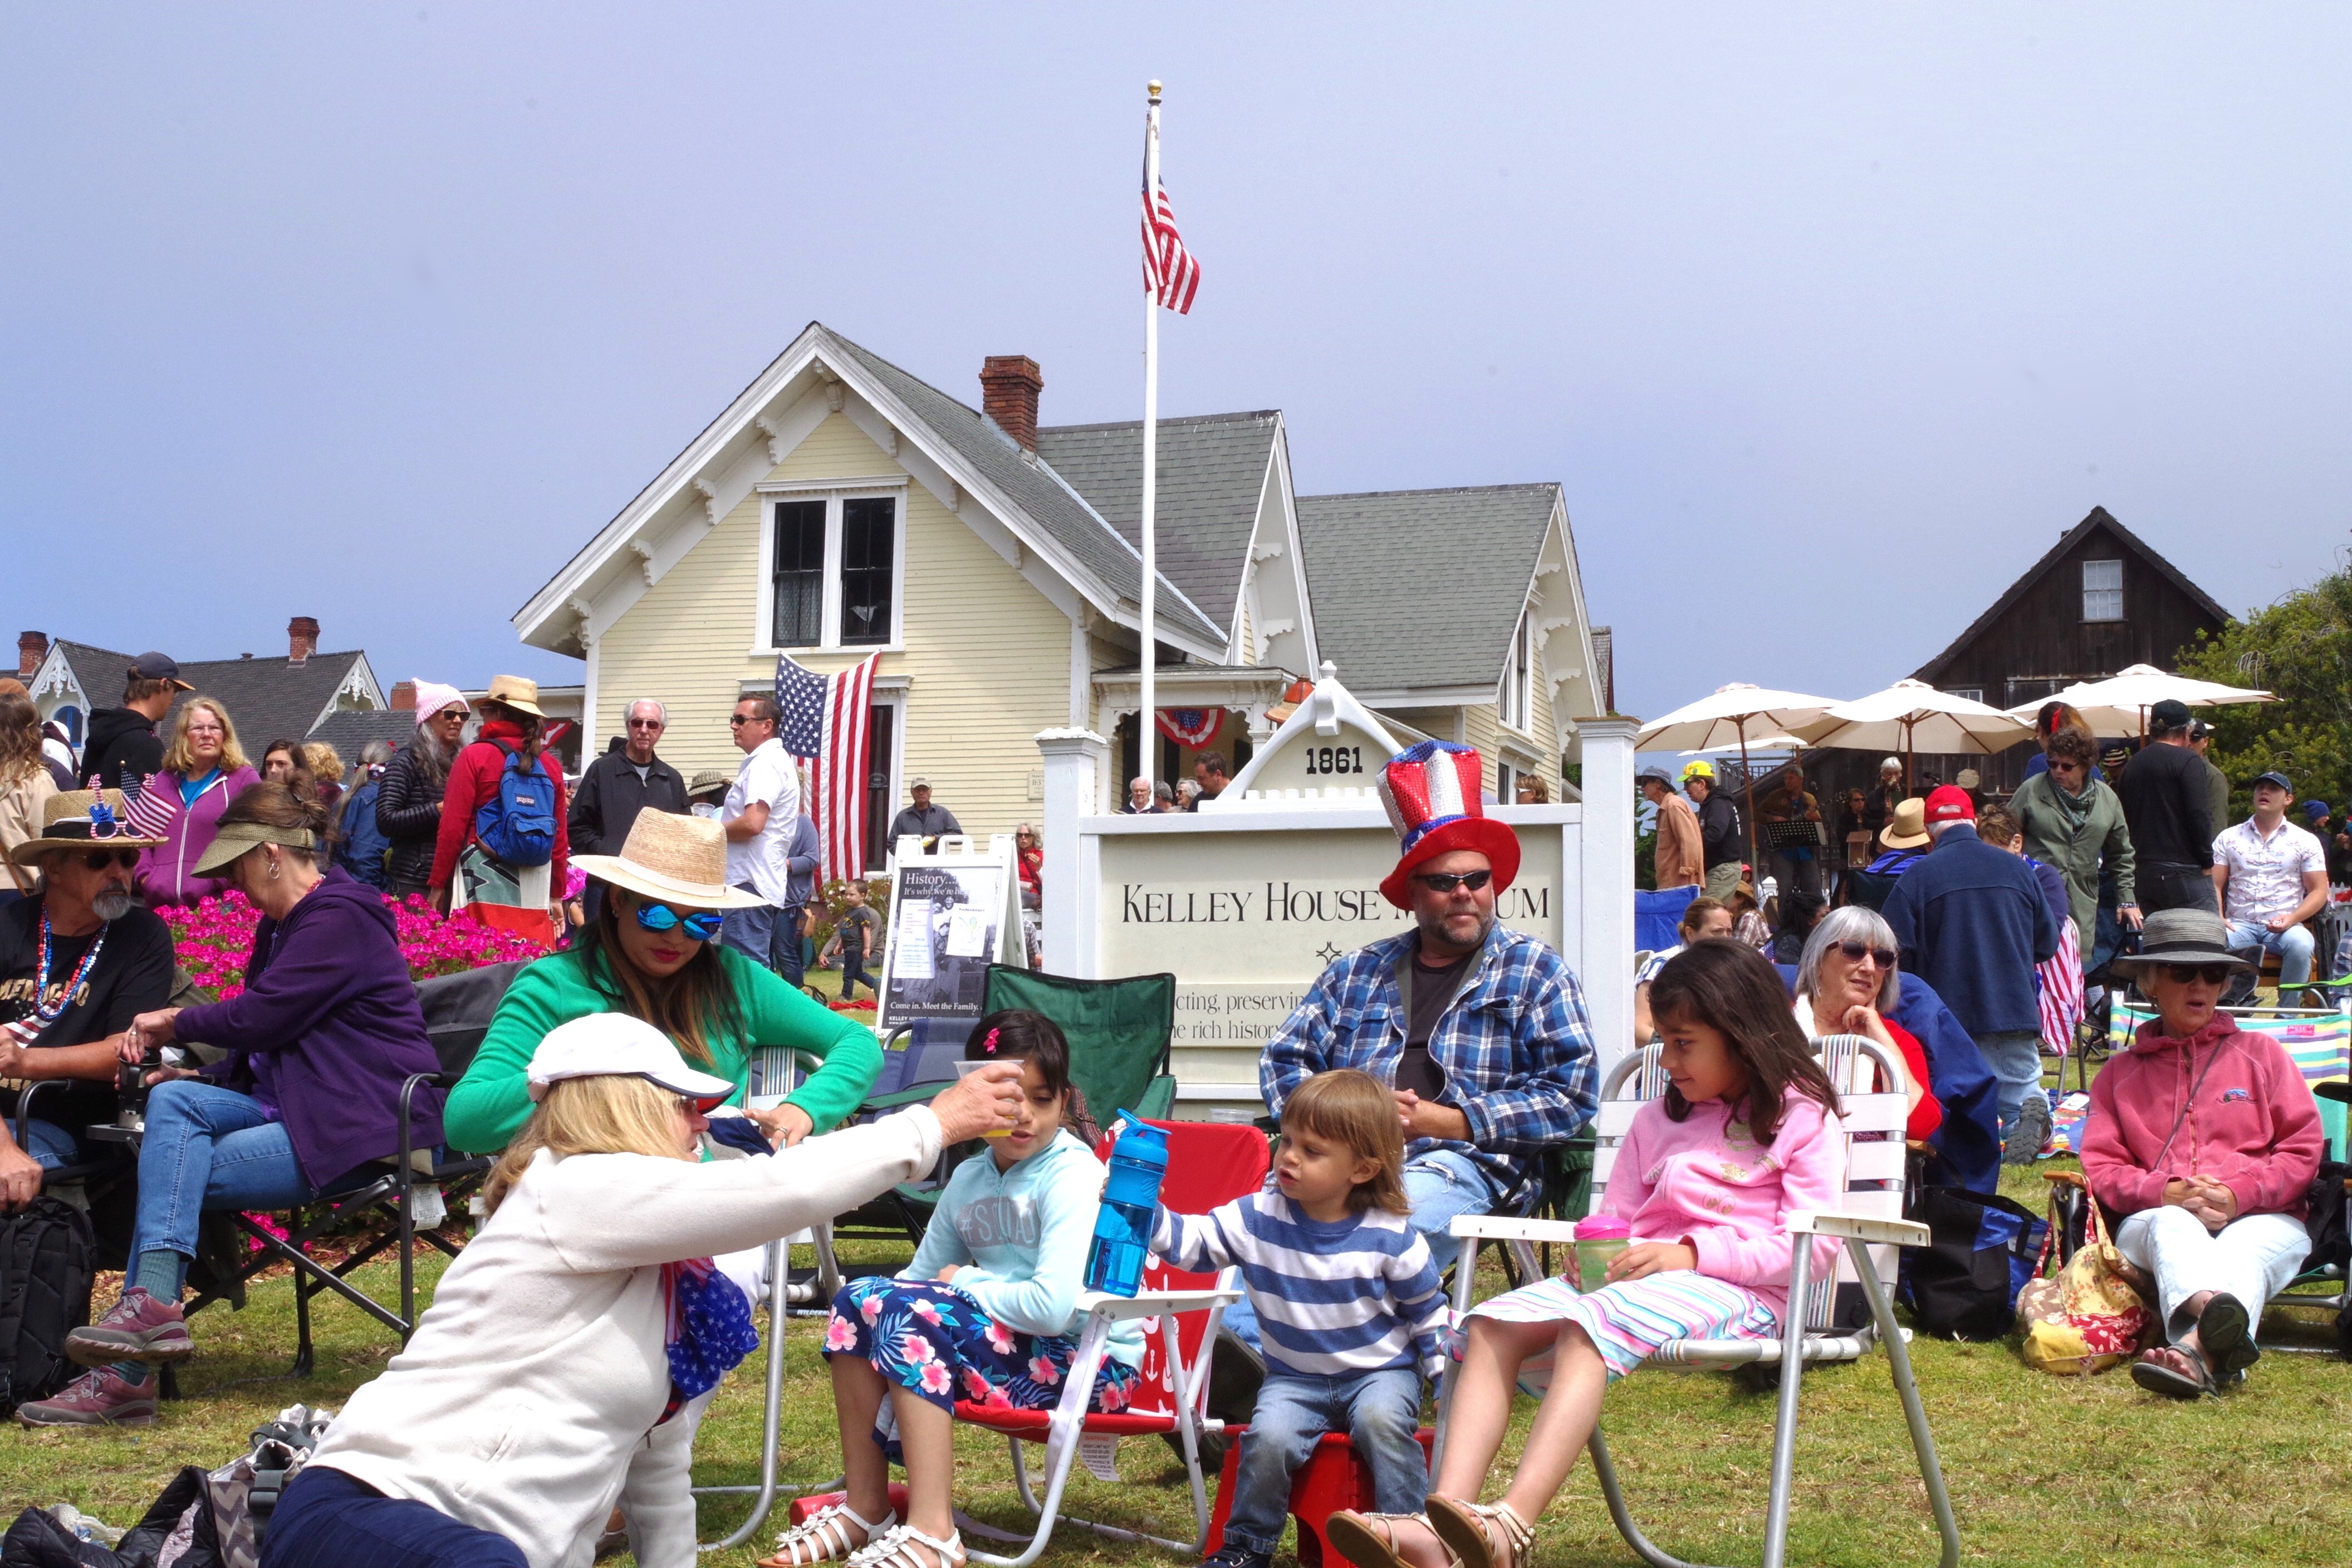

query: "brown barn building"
left=1801, top=508, right=2233, bottom=838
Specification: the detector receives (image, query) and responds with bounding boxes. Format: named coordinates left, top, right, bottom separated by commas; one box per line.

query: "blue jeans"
left=20, top=1118, right=82, bottom=1170
left=2227, top=919, right=2316, bottom=989
left=129, top=1080, right=344, bottom=1281
left=1973, top=1030, right=2046, bottom=1145
left=720, top=884, right=779, bottom=971
left=262, top=1466, right=527, bottom=1568
left=771, top=904, right=807, bottom=988
left=1222, top=1368, right=1426, bottom=1554
left=1226, top=1151, right=1498, bottom=1351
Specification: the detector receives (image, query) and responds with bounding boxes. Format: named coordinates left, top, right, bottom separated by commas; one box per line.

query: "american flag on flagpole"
left=122, top=772, right=175, bottom=841
left=776, top=652, right=880, bottom=883
left=1142, top=154, right=1201, bottom=314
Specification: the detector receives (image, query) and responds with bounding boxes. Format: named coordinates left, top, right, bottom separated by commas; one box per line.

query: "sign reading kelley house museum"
left=1037, top=667, right=1635, bottom=1119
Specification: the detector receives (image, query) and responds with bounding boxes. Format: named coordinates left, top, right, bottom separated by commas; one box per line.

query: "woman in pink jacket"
left=136, top=697, right=262, bottom=908
left=2084, top=907, right=2322, bottom=1399
left=1328, top=940, right=1843, bottom=1568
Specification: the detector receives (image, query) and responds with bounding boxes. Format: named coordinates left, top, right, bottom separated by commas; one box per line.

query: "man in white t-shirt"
left=719, top=694, right=802, bottom=970
left=2213, top=768, right=2331, bottom=1004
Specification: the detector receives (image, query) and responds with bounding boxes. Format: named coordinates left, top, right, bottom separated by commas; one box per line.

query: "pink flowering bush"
left=161, top=890, right=547, bottom=1001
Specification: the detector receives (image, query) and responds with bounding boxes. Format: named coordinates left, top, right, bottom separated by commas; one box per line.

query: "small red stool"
left=788, top=1485, right=912, bottom=1528
left=1204, top=1428, right=1438, bottom=1567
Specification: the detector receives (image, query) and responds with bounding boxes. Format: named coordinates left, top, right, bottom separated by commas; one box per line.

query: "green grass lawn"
left=8, top=1175, right=2351, bottom=1568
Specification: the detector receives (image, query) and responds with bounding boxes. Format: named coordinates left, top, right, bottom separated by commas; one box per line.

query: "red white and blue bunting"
left=1154, top=707, right=1223, bottom=749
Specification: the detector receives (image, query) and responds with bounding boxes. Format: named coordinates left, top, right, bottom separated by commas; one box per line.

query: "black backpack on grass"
left=0, top=1196, right=96, bottom=1415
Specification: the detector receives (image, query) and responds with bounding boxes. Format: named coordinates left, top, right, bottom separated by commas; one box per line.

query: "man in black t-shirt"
left=0, top=791, right=174, bottom=1210
left=2117, top=699, right=2219, bottom=915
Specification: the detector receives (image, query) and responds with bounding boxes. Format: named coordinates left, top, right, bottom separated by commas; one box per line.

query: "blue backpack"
left=472, top=744, right=558, bottom=869
left=336, top=777, right=393, bottom=889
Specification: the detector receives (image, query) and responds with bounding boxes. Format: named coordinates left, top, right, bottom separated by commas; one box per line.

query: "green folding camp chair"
left=829, top=965, right=1181, bottom=1253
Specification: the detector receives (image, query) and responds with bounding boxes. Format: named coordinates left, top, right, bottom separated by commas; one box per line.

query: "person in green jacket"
left=2010, top=727, right=2142, bottom=949
left=444, top=810, right=881, bottom=1155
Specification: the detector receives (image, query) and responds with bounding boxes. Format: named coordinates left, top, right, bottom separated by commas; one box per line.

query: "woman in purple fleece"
left=14, top=780, right=444, bottom=1429
left=134, top=696, right=261, bottom=908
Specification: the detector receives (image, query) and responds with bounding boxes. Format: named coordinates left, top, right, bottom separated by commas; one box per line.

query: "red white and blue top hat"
left=1375, top=741, right=1522, bottom=909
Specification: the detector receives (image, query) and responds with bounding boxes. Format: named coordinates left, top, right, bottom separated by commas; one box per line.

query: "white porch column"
left=1576, top=717, right=1639, bottom=1076
left=1036, top=728, right=1108, bottom=977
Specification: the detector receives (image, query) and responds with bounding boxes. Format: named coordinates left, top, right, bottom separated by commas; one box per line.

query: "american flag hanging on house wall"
left=775, top=651, right=880, bottom=883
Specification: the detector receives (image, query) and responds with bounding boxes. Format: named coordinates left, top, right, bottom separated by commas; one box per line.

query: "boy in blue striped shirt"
left=1154, top=1070, right=1447, bottom=1568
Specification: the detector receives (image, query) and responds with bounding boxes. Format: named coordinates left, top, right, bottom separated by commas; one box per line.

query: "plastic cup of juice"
left=955, top=1057, right=1018, bottom=1137
left=1572, top=1216, right=1631, bottom=1292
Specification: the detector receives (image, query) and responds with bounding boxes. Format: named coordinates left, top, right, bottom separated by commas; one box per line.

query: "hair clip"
left=981, top=1028, right=1001, bottom=1055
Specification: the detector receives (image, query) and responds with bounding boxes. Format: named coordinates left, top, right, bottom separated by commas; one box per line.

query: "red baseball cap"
left=1924, top=785, right=1975, bottom=825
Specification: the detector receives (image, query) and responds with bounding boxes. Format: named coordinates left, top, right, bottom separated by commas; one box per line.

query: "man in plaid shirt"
left=1261, top=743, right=1599, bottom=1266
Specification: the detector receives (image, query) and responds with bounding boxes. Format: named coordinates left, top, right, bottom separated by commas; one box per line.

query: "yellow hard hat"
left=1681, top=760, right=1716, bottom=781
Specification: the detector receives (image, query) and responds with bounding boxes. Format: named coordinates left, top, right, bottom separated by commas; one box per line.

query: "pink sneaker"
left=64, top=1286, right=194, bottom=1366
left=13, top=1365, right=159, bottom=1427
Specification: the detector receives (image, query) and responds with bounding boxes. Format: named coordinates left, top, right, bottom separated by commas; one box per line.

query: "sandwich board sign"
left=878, top=834, right=1026, bottom=1031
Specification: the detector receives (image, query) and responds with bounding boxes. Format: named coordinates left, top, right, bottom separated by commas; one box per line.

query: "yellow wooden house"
left=514, top=323, right=1611, bottom=859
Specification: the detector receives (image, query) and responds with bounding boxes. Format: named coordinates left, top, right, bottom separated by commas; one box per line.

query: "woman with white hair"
left=260, top=1015, right=1025, bottom=1568
left=1791, top=905, right=1942, bottom=1144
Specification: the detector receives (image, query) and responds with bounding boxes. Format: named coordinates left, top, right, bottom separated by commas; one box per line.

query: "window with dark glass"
left=771, top=500, right=826, bottom=646
left=840, top=497, right=895, bottom=645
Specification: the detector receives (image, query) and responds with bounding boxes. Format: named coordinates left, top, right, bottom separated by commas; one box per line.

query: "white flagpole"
left=1139, top=79, right=1163, bottom=799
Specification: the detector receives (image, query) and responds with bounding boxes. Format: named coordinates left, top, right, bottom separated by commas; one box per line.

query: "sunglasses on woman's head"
left=2165, top=963, right=2235, bottom=986
left=1835, top=940, right=1897, bottom=968
left=1412, top=869, right=1492, bottom=893
left=632, top=900, right=727, bottom=942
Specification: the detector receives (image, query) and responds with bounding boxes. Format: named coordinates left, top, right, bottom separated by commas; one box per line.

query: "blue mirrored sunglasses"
left=633, top=900, right=727, bottom=943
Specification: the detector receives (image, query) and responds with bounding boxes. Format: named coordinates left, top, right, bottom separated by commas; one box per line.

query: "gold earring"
left=267, top=860, right=281, bottom=880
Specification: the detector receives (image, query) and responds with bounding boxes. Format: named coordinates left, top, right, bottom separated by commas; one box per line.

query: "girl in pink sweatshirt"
left=1327, top=941, right=1845, bottom=1568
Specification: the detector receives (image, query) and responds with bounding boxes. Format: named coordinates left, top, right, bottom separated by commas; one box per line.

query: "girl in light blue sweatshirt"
left=768, top=1011, right=1143, bottom=1568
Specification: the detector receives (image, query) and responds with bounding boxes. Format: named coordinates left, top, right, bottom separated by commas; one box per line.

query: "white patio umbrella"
left=1790, top=679, right=2032, bottom=790
left=1637, top=684, right=1840, bottom=868
left=2003, top=663, right=2277, bottom=738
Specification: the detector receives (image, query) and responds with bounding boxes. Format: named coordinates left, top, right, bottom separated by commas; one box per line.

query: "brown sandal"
left=1325, top=1511, right=1461, bottom=1568
left=1425, top=1498, right=1535, bottom=1568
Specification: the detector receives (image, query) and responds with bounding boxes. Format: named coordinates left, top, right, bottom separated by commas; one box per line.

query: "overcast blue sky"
left=7, top=6, right=2349, bottom=722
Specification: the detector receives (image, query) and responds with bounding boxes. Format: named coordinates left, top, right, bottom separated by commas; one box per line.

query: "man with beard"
left=0, top=791, right=174, bottom=1209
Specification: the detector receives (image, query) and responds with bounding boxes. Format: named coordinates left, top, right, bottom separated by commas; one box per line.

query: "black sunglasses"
left=1836, top=940, right=1898, bottom=968
left=79, top=849, right=140, bottom=871
left=1412, top=869, right=1492, bottom=893
left=728, top=713, right=771, bottom=727
left=2165, top=963, right=2236, bottom=986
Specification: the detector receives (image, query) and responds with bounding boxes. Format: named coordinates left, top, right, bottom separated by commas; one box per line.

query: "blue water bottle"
left=1084, top=1113, right=1170, bottom=1297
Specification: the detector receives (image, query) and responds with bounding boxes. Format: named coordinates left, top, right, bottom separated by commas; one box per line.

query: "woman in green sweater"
left=445, top=810, right=881, bottom=1155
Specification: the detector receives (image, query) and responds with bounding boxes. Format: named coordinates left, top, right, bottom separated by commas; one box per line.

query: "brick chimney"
left=17, top=631, right=47, bottom=680
left=978, top=356, right=1043, bottom=454
left=391, top=680, right=416, bottom=711
left=288, top=616, right=319, bottom=665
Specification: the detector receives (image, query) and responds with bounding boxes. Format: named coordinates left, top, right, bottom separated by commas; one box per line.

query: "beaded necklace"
left=31, top=913, right=107, bottom=1026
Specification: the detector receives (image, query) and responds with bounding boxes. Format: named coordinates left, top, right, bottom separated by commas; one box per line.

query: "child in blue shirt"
left=768, top=1011, right=1144, bottom=1568
left=1155, top=1069, right=1447, bottom=1568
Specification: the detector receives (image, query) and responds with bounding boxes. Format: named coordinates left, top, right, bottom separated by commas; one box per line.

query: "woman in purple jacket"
left=16, top=780, right=443, bottom=1429
left=135, top=696, right=261, bottom=908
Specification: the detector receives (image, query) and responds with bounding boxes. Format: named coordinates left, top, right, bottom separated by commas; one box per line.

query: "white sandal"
left=761, top=1501, right=897, bottom=1568
left=846, top=1522, right=966, bottom=1568
left=1425, top=1498, right=1535, bottom=1568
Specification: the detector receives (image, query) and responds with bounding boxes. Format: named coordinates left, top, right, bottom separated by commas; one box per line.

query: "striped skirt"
left=1462, top=1271, right=1776, bottom=1386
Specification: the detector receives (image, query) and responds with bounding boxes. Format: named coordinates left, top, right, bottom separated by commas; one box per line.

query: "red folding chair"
left=949, top=1119, right=1268, bottom=1567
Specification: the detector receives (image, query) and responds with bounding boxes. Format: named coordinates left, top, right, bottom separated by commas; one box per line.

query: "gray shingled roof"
left=306, top=709, right=419, bottom=762
left=1035, top=413, right=1278, bottom=636
left=1296, top=486, right=1560, bottom=694
left=820, top=329, right=1224, bottom=648
left=50, top=639, right=374, bottom=756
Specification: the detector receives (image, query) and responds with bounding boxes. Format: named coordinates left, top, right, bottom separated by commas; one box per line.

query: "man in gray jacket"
left=2010, top=726, right=2140, bottom=950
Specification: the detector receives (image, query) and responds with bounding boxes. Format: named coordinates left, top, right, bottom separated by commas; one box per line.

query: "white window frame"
left=1948, top=687, right=1984, bottom=703
left=2081, top=559, right=2124, bottom=624
left=1498, top=608, right=1535, bottom=733
left=752, top=478, right=909, bottom=655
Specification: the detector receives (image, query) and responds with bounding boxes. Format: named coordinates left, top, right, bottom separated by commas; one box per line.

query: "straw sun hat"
left=1880, top=797, right=1931, bottom=851
left=570, top=810, right=765, bottom=911
left=8, top=790, right=166, bottom=866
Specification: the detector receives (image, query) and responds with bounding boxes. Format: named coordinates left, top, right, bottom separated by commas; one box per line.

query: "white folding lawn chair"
left=1432, top=1034, right=1961, bottom=1568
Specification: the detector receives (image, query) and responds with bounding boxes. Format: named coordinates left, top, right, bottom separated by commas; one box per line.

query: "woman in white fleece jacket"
left=259, top=1013, right=1022, bottom=1568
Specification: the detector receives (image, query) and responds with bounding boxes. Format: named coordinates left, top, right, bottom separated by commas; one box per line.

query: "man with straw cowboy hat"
left=0, top=790, right=173, bottom=1211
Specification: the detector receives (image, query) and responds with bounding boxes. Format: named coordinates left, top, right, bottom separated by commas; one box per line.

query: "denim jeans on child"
left=1219, top=1366, right=1427, bottom=1555
left=2226, top=920, right=2316, bottom=989
left=1223, top=1150, right=1496, bottom=1351
left=128, top=1080, right=363, bottom=1281
left=1972, top=1030, right=2046, bottom=1146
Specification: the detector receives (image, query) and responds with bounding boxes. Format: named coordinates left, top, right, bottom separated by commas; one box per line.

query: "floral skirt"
left=823, top=1277, right=1141, bottom=1443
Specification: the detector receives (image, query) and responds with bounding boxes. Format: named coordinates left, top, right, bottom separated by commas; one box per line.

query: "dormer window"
left=2081, top=559, right=2123, bottom=623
